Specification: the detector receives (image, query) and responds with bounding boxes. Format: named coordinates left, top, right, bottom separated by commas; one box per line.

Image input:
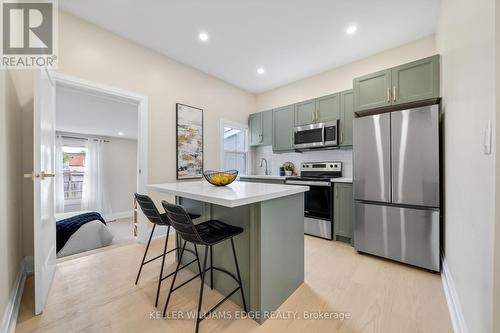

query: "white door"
left=33, top=69, right=57, bottom=314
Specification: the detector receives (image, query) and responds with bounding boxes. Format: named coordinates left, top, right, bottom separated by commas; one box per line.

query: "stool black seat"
left=161, top=201, right=247, bottom=333
left=134, top=193, right=201, bottom=307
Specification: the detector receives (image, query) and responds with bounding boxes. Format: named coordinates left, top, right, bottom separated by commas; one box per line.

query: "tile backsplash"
left=250, top=145, right=353, bottom=178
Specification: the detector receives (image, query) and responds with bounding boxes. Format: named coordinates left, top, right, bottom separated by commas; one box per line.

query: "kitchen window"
left=221, top=121, right=248, bottom=175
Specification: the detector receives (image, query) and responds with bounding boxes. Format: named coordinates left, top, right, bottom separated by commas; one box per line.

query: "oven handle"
left=286, top=180, right=331, bottom=187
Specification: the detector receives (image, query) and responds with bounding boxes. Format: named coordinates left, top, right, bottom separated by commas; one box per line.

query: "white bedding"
left=56, top=211, right=114, bottom=258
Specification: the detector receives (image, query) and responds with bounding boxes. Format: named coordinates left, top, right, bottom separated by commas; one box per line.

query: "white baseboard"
left=0, top=258, right=30, bottom=333
left=441, top=255, right=468, bottom=333
left=106, top=210, right=133, bottom=221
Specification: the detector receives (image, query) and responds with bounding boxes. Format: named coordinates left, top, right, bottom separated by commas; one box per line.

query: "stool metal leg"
left=210, top=245, right=214, bottom=290
left=155, top=226, right=170, bottom=307
left=135, top=224, right=156, bottom=285
left=163, top=240, right=187, bottom=317
left=230, top=237, right=248, bottom=312
left=194, top=244, right=203, bottom=277
left=195, top=245, right=209, bottom=333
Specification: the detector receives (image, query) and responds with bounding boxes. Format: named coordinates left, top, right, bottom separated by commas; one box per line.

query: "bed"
left=55, top=211, right=114, bottom=258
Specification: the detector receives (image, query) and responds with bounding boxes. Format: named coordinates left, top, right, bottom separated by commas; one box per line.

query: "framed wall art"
left=176, top=103, right=203, bottom=179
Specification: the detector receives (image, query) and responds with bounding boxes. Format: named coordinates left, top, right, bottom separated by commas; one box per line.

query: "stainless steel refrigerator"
left=353, top=104, right=440, bottom=271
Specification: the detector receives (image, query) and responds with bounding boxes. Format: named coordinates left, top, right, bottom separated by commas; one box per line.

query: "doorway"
left=53, top=73, right=150, bottom=254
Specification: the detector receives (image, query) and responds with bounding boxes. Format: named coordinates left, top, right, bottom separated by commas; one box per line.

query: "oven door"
left=294, top=123, right=324, bottom=149
left=286, top=180, right=333, bottom=239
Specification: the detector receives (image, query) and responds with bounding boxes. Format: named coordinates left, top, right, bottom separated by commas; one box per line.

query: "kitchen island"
left=147, top=180, right=308, bottom=323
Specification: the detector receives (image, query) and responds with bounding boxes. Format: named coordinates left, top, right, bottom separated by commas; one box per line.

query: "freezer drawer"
left=391, top=105, right=440, bottom=207
left=353, top=113, right=391, bottom=202
left=354, top=202, right=440, bottom=271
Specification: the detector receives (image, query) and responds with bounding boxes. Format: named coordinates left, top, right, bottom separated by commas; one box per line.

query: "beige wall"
left=103, top=138, right=138, bottom=216
left=0, top=70, right=24, bottom=320
left=256, top=35, right=436, bottom=111
left=16, top=11, right=256, bottom=256
left=436, top=0, right=496, bottom=332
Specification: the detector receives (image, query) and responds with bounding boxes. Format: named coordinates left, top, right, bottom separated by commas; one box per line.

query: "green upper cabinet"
left=249, top=110, right=272, bottom=146
left=333, top=183, right=353, bottom=242
left=249, top=113, right=263, bottom=146
left=353, top=69, right=392, bottom=112
left=391, top=55, right=440, bottom=105
left=273, top=105, right=295, bottom=151
left=353, top=55, right=440, bottom=113
left=339, top=89, right=354, bottom=147
left=294, top=99, right=316, bottom=126
left=261, top=110, right=273, bottom=146
left=316, top=93, right=340, bottom=123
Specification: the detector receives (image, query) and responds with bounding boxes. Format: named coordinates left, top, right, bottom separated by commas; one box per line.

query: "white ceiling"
left=56, top=85, right=139, bottom=139
left=60, top=0, right=440, bottom=93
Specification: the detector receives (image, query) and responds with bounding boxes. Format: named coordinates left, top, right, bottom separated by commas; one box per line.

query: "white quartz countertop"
left=330, top=177, right=353, bottom=183
left=147, top=180, right=309, bottom=208
left=239, top=175, right=287, bottom=180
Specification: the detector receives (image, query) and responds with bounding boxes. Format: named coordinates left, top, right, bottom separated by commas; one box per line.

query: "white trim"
left=51, top=71, right=149, bottom=244
left=219, top=119, right=250, bottom=175
left=441, top=255, right=469, bottom=333
left=0, top=258, right=31, bottom=333
left=24, top=256, right=34, bottom=274
left=106, top=210, right=134, bottom=221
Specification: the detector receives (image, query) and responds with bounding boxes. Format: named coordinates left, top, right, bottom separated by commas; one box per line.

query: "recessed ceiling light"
left=257, top=67, right=265, bottom=75
left=346, top=25, right=357, bottom=35
left=199, top=32, right=209, bottom=42
left=118, top=132, right=124, bottom=136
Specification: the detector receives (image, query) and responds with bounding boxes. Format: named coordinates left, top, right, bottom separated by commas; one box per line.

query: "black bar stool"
left=161, top=201, right=247, bottom=333
left=134, top=193, right=201, bottom=307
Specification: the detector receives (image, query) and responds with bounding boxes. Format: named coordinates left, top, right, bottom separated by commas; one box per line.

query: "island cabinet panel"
left=334, top=183, right=353, bottom=242
left=273, top=105, right=295, bottom=151
left=391, top=55, right=440, bottom=106
left=353, top=69, right=392, bottom=112
left=177, top=192, right=305, bottom=324
left=316, top=93, right=340, bottom=123
left=339, top=89, right=354, bottom=147
left=294, top=99, right=316, bottom=126
left=249, top=112, right=263, bottom=146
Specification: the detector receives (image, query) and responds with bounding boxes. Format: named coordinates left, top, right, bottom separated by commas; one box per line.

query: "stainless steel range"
left=286, top=162, right=342, bottom=240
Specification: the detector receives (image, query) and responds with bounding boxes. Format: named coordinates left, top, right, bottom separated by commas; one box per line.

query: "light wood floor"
left=16, top=235, right=452, bottom=333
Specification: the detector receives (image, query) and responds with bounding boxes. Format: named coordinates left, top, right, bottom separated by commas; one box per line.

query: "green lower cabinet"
left=339, top=89, right=353, bottom=147
left=273, top=105, right=295, bottom=151
left=333, top=183, right=353, bottom=243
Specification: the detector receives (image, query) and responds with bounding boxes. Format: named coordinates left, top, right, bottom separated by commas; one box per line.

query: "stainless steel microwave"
left=293, top=120, right=338, bottom=149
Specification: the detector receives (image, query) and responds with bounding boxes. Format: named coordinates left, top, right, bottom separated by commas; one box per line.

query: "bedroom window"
left=222, top=123, right=248, bottom=175
left=62, top=146, right=87, bottom=201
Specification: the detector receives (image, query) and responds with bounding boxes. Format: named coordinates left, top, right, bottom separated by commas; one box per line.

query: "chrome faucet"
left=260, top=158, right=269, bottom=175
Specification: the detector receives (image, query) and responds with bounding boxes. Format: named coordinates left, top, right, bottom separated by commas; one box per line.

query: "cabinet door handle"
left=312, top=111, right=315, bottom=122
left=386, top=88, right=391, bottom=102
left=340, top=131, right=343, bottom=144
left=393, top=87, right=397, bottom=102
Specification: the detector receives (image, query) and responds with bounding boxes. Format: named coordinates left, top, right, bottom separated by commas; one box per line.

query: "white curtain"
left=81, top=139, right=111, bottom=219
left=55, top=135, right=65, bottom=213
